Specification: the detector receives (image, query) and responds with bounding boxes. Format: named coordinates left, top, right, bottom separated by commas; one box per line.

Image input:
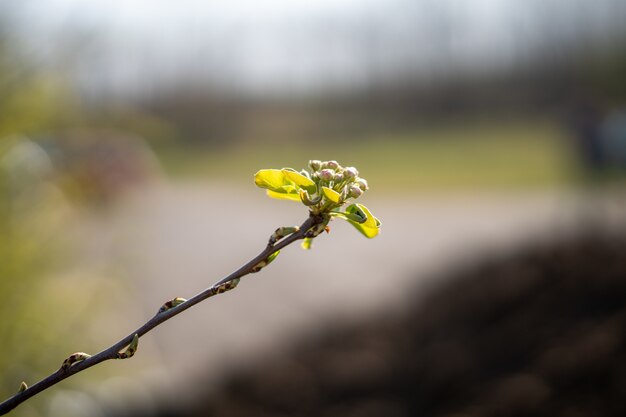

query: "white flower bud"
left=324, top=160, right=339, bottom=170
left=356, top=178, right=369, bottom=191
left=319, top=169, right=334, bottom=182
left=344, top=167, right=359, bottom=179
left=348, top=184, right=363, bottom=198
left=334, top=171, right=344, bottom=182
left=309, top=160, right=322, bottom=171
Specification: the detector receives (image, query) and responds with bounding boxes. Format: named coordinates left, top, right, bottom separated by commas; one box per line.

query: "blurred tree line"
left=0, top=24, right=72, bottom=139
left=140, top=42, right=626, bottom=147
left=2, top=2, right=626, bottom=148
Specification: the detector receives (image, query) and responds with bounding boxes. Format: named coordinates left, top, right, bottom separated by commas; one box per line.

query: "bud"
left=356, top=178, right=369, bottom=191
left=324, top=160, right=339, bottom=170
left=344, top=167, right=359, bottom=179
left=309, top=160, right=322, bottom=171
left=334, top=171, right=344, bottom=182
left=318, top=169, right=334, bottom=182
left=348, top=184, right=363, bottom=198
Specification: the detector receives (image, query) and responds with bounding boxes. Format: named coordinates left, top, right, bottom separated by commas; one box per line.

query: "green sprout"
left=254, top=160, right=381, bottom=249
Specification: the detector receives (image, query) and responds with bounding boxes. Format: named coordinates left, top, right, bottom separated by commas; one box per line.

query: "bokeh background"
left=1, top=1, right=626, bottom=416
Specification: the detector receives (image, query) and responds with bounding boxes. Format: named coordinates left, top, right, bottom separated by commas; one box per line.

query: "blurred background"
left=1, top=0, right=626, bottom=416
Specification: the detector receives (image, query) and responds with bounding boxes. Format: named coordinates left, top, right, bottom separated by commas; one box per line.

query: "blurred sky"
left=5, top=0, right=625, bottom=99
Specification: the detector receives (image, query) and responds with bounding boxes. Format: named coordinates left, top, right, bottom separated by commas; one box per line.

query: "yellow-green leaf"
left=282, top=170, right=316, bottom=194
left=322, top=186, right=342, bottom=204
left=344, top=203, right=380, bottom=238
left=330, top=211, right=366, bottom=223
left=267, top=189, right=301, bottom=202
left=254, top=169, right=291, bottom=191
left=301, top=237, right=313, bottom=250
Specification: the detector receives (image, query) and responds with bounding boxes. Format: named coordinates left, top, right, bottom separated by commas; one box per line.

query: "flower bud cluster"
left=307, top=160, right=369, bottom=211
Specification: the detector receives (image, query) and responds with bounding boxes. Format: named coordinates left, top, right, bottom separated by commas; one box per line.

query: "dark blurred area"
left=2, top=1, right=626, bottom=416
left=121, top=229, right=626, bottom=417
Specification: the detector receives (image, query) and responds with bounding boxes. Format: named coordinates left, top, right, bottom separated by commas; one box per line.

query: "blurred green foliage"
left=0, top=19, right=98, bottom=414
left=0, top=139, right=130, bottom=415
left=0, top=143, right=66, bottom=407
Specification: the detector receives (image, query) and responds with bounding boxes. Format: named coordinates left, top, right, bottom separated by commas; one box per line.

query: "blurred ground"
left=86, top=186, right=625, bottom=417
left=141, top=221, right=626, bottom=417
left=68, top=181, right=624, bottom=416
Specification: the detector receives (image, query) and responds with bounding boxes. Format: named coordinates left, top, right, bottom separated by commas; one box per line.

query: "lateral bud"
left=158, top=297, right=188, bottom=314
left=117, top=334, right=139, bottom=360
left=60, top=352, right=92, bottom=371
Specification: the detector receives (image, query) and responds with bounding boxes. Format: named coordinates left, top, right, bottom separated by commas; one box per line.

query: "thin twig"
left=0, top=215, right=321, bottom=415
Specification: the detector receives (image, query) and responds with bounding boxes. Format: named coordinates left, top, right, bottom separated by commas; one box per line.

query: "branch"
left=0, top=214, right=322, bottom=415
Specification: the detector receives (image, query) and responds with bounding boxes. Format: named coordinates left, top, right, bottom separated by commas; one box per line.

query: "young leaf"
left=254, top=169, right=292, bottom=192
left=330, top=211, right=367, bottom=224
left=282, top=169, right=317, bottom=194
left=266, top=250, right=280, bottom=264
left=343, top=203, right=380, bottom=238
left=299, top=189, right=323, bottom=205
left=301, top=237, right=313, bottom=250
left=267, top=189, right=301, bottom=202
left=322, top=186, right=342, bottom=204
